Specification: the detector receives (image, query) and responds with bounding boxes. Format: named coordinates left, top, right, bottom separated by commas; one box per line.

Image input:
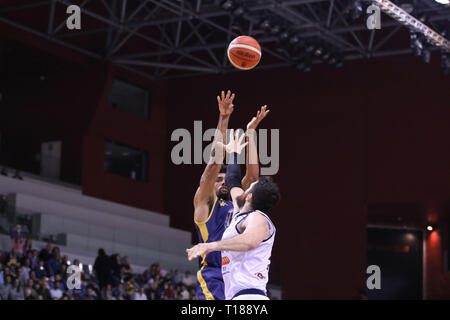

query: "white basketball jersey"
left=221, top=210, right=276, bottom=300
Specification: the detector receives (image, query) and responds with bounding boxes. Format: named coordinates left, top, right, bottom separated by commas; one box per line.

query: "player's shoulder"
left=250, top=210, right=275, bottom=224
left=218, top=199, right=233, bottom=208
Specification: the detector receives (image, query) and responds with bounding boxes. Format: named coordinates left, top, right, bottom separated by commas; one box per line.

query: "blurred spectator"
left=173, top=269, right=183, bottom=285
left=30, top=250, right=39, bottom=270
left=110, top=254, right=121, bottom=286
left=24, top=239, right=33, bottom=256
left=189, top=287, right=197, bottom=300
left=19, top=259, right=31, bottom=285
left=12, top=170, right=23, bottom=180
left=6, top=248, right=21, bottom=268
left=165, top=282, right=175, bottom=300
left=38, top=278, right=51, bottom=300
left=0, top=275, right=12, bottom=299
left=10, top=225, right=28, bottom=256
left=101, top=283, right=113, bottom=300
left=112, top=282, right=125, bottom=300
left=124, top=275, right=137, bottom=299
left=121, top=256, right=132, bottom=275
left=93, top=248, right=110, bottom=290
left=179, top=284, right=189, bottom=300
left=25, top=279, right=37, bottom=299
left=3, top=265, right=16, bottom=279
left=29, top=270, right=38, bottom=283
left=83, top=287, right=98, bottom=300
left=39, top=243, right=52, bottom=262
left=9, top=278, right=24, bottom=300
left=182, top=271, right=194, bottom=287
left=35, top=260, right=47, bottom=279
left=61, top=255, right=69, bottom=266
left=50, top=280, right=63, bottom=299
left=1, top=167, right=8, bottom=176
left=133, top=287, right=147, bottom=300
left=24, top=287, right=35, bottom=300
left=47, top=247, right=62, bottom=275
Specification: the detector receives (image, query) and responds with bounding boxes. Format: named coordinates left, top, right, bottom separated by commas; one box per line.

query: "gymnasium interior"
left=1, top=0, right=450, bottom=300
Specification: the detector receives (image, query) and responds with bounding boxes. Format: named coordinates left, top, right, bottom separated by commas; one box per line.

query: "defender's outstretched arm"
left=242, top=106, right=270, bottom=190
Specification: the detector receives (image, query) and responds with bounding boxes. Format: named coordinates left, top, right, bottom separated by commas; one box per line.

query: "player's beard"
left=217, top=186, right=230, bottom=201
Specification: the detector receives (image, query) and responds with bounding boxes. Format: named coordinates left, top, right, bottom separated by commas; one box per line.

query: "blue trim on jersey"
left=232, top=288, right=266, bottom=299
left=235, top=210, right=255, bottom=218
left=234, top=213, right=250, bottom=234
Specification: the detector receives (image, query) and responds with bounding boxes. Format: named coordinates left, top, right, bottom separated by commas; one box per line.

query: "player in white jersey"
left=187, top=131, right=280, bottom=300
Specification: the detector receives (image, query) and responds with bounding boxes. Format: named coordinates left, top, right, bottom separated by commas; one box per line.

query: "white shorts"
left=232, top=294, right=270, bottom=300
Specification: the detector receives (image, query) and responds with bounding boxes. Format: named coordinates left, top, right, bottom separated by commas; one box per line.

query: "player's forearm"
left=199, top=115, right=230, bottom=187
left=242, top=130, right=259, bottom=189
left=215, top=114, right=230, bottom=146
left=210, top=233, right=258, bottom=252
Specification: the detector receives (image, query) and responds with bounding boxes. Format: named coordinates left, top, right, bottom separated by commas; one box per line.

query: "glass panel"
left=104, top=140, right=148, bottom=182
left=107, top=79, right=150, bottom=119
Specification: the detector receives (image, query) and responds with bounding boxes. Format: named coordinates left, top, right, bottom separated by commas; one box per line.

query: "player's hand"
left=217, top=129, right=248, bottom=155
left=186, top=243, right=214, bottom=261
left=247, top=105, right=270, bottom=131
left=217, top=90, right=235, bottom=117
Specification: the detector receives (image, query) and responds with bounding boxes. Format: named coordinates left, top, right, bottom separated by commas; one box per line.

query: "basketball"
left=227, top=35, right=262, bottom=70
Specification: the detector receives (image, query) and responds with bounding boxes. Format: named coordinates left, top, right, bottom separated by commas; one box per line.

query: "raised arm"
left=217, top=130, right=248, bottom=214
left=193, top=90, right=235, bottom=224
left=242, top=105, right=270, bottom=190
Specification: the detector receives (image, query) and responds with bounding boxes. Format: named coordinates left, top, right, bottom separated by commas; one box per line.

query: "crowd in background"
left=0, top=241, right=197, bottom=300
left=0, top=167, right=199, bottom=300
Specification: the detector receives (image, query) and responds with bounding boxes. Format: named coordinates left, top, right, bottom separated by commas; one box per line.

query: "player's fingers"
left=240, top=142, right=249, bottom=151
left=226, top=90, right=231, bottom=99
left=221, top=91, right=225, bottom=100
left=230, top=93, right=235, bottom=101
left=238, top=131, right=246, bottom=144
left=217, top=96, right=221, bottom=104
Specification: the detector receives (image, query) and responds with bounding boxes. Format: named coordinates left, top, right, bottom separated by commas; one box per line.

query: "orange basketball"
left=227, top=36, right=262, bottom=70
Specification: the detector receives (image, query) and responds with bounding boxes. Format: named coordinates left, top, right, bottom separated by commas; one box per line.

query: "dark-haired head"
left=236, top=176, right=280, bottom=213
left=219, top=165, right=227, bottom=174
left=214, top=165, right=230, bottom=200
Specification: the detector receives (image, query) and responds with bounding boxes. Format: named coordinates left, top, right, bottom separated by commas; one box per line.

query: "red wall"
left=82, top=64, right=168, bottom=213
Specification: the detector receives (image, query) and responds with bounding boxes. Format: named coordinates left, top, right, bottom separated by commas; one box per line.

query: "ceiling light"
left=221, top=0, right=234, bottom=10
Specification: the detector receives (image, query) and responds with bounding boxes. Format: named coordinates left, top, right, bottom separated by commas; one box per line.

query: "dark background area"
left=367, top=228, right=423, bottom=300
